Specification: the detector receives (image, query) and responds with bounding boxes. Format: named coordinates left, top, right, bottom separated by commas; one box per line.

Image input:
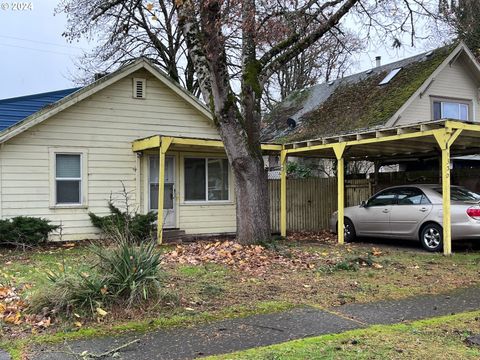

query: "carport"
left=280, top=120, right=480, bottom=255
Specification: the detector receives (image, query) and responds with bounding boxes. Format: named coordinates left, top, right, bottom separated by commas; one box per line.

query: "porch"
left=131, top=135, right=282, bottom=243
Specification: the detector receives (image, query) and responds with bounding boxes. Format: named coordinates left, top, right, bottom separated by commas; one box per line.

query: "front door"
left=149, top=156, right=176, bottom=228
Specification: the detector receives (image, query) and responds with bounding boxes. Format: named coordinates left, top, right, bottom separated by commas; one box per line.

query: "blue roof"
left=0, top=87, right=81, bottom=132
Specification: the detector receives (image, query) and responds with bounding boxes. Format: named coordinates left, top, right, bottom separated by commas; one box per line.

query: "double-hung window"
left=184, top=158, right=229, bottom=202
left=55, top=153, right=82, bottom=205
left=433, top=100, right=469, bottom=121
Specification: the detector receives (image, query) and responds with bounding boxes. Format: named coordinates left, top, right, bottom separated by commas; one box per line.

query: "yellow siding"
left=179, top=204, right=236, bottom=234
left=0, top=69, right=228, bottom=240
left=396, top=54, right=480, bottom=125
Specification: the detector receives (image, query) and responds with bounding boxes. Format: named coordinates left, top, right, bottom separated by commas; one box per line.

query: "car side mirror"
left=360, top=200, right=367, bottom=207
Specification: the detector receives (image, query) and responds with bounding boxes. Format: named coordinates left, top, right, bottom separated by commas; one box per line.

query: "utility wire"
left=0, top=35, right=86, bottom=51
left=0, top=42, right=77, bottom=56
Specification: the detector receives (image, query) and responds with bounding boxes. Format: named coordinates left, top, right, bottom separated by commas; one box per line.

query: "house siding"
left=0, top=69, right=236, bottom=240
left=396, top=54, right=480, bottom=125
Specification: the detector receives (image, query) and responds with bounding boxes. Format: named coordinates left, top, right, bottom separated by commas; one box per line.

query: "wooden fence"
left=269, top=169, right=480, bottom=233
left=269, top=178, right=372, bottom=232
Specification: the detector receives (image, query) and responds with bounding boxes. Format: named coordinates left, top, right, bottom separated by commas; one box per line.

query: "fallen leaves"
left=163, top=240, right=326, bottom=275
left=0, top=284, right=52, bottom=333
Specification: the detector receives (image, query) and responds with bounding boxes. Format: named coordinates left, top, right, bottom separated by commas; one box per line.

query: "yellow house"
left=0, top=59, right=280, bottom=241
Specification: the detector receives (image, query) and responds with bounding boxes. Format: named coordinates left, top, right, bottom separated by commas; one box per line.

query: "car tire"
left=420, top=223, right=443, bottom=252
left=344, top=218, right=356, bottom=243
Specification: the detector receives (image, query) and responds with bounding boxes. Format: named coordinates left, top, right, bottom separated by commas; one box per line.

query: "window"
left=434, top=186, right=480, bottom=201
left=184, top=158, right=229, bottom=202
left=433, top=100, right=469, bottom=121
left=379, top=68, right=402, bottom=85
left=55, top=154, right=82, bottom=204
left=396, top=187, right=430, bottom=205
left=367, top=189, right=397, bottom=206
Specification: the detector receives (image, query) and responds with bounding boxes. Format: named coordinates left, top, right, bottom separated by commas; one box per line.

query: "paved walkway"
left=26, top=287, right=480, bottom=359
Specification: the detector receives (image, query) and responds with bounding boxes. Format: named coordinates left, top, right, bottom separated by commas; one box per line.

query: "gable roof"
left=0, top=88, right=81, bottom=132
left=262, top=42, right=479, bottom=144
left=0, top=58, right=212, bottom=144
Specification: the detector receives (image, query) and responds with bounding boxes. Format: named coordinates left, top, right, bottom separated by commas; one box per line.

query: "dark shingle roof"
left=0, top=88, right=81, bottom=132
left=262, top=45, right=454, bottom=143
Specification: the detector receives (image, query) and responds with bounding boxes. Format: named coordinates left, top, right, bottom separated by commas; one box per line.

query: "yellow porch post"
left=434, top=128, right=462, bottom=255
left=333, top=143, right=346, bottom=245
left=157, top=137, right=173, bottom=244
left=280, top=149, right=287, bottom=237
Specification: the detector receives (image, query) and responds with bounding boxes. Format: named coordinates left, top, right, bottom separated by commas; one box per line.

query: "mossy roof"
left=261, top=45, right=455, bottom=143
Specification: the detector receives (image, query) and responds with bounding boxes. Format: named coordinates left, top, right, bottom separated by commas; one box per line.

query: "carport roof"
left=283, top=119, right=480, bottom=160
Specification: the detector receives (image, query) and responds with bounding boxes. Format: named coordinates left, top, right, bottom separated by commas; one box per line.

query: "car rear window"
left=433, top=187, right=480, bottom=201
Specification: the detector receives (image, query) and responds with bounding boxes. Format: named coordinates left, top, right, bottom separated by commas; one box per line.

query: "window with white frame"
left=433, top=100, right=469, bottom=121
left=184, top=158, right=229, bottom=201
left=55, top=154, right=82, bottom=204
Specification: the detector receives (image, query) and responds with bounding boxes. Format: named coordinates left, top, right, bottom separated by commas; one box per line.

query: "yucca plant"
left=91, top=240, right=162, bottom=306
left=29, top=269, right=107, bottom=315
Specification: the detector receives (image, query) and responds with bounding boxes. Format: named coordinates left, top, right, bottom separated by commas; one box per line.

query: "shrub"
left=89, top=201, right=156, bottom=243
left=30, top=240, right=164, bottom=315
left=0, top=216, right=59, bottom=247
left=30, top=271, right=108, bottom=315
left=92, top=239, right=163, bottom=306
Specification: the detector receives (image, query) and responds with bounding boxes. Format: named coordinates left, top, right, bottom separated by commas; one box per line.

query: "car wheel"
left=344, top=218, right=356, bottom=243
left=420, top=223, right=443, bottom=252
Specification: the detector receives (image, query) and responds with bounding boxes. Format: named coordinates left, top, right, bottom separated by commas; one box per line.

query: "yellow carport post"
left=157, top=136, right=173, bottom=244
left=433, top=128, right=462, bottom=255
left=280, top=149, right=287, bottom=237
left=333, top=143, right=346, bottom=245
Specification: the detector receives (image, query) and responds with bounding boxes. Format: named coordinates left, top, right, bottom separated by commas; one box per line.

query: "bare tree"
left=173, top=0, right=438, bottom=244
left=57, top=0, right=199, bottom=94
left=262, top=32, right=363, bottom=112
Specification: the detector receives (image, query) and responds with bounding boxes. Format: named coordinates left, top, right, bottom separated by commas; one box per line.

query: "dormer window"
left=433, top=99, right=469, bottom=121
left=133, top=78, right=146, bottom=99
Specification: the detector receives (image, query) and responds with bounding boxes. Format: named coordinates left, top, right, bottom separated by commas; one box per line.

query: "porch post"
left=157, top=137, right=173, bottom=244
left=434, top=128, right=462, bottom=255
left=280, top=149, right=287, bottom=237
left=333, top=143, right=346, bottom=245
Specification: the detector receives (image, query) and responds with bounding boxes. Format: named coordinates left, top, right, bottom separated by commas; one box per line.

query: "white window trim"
left=183, top=156, right=232, bottom=204
left=132, top=78, right=147, bottom=99
left=49, top=148, right=88, bottom=209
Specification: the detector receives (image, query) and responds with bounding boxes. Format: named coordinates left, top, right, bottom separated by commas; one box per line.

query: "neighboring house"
left=262, top=42, right=480, bottom=163
left=0, top=59, right=240, bottom=241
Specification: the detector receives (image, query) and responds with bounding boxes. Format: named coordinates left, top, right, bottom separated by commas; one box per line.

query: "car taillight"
left=466, top=207, right=480, bottom=220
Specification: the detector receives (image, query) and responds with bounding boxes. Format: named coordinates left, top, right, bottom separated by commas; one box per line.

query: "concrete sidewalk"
left=28, top=287, right=480, bottom=359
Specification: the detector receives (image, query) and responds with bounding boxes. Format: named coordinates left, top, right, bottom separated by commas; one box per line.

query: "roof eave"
left=386, top=42, right=478, bottom=127
left=0, top=58, right=212, bottom=144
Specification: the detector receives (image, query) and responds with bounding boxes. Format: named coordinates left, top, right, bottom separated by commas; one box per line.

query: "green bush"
left=92, top=240, right=163, bottom=306
left=30, top=240, right=165, bottom=315
left=89, top=201, right=156, bottom=243
left=0, top=216, right=59, bottom=247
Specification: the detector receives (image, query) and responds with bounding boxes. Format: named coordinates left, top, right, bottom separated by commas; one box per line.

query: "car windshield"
left=433, top=187, right=480, bottom=202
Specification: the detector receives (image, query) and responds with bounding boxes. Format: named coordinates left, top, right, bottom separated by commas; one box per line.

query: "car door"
left=389, top=187, right=433, bottom=238
left=354, top=189, right=397, bottom=237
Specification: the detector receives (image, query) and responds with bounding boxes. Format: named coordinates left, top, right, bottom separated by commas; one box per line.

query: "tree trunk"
left=231, top=155, right=271, bottom=244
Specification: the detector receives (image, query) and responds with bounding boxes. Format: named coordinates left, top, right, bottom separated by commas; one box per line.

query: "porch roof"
left=131, top=134, right=283, bottom=154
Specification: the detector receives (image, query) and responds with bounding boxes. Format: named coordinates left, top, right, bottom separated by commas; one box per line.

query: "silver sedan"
left=330, top=184, right=480, bottom=251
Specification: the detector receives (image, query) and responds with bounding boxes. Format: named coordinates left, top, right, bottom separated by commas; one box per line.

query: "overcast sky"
left=0, top=1, right=440, bottom=99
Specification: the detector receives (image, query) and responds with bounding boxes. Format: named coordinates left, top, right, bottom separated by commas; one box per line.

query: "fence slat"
left=269, top=178, right=371, bottom=232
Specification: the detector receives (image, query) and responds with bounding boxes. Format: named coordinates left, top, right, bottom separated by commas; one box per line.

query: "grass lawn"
left=207, top=310, right=480, bottom=359
left=1, top=235, right=480, bottom=358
